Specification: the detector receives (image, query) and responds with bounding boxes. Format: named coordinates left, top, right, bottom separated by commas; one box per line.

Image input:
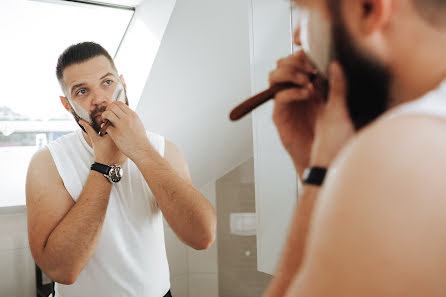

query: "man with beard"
left=25, top=42, right=216, bottom=297
left=263, top=0, right=446, bottom=296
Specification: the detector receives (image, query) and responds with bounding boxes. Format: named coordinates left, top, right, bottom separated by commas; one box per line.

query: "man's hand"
left=310, top=62, right=354, bottom=167
left=270, top=50, right=324, bottom=176
left=271, top=50, right=354, bottom=175
left=79, top=119, right=127, bottom=165
left=100, top=102, right=151, bottom=161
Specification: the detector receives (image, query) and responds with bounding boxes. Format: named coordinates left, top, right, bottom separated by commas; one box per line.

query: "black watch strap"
left=302, top=167, right=327, bottom=186
left=91, top=162, right=111, bottom=175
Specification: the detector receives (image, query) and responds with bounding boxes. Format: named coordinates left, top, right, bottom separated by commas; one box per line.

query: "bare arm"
left=134, top=140, right=216, bottom=250
left=264, top=62, right=353, bottom=297
left=284, top=116, right=446, bottom=297
left=101, top=101, right=217, bottom=250
left=262, top=186, right=320, bottom=297
left=26, top=148, right=113, bottom=284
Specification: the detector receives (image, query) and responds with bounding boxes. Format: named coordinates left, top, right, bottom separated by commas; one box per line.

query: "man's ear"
left=358, top=0, right=392, bottom=35
left=60, top=96, right=70, bottom=112
left=120, top=74, right=127, bottom=89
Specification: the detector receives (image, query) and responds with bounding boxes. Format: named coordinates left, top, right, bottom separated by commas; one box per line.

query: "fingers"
left=115, top=101, right=130, bottom=110
left=269, top=65, right=311, bottom=86
left=102, top=109, right=119, bottom=125
left=104, top=123, right=117, bottom=138
left=107, top=102, right=127, bottom=119
left=270, top=51, right=317, bottom=87
left=275, top=86, right=313, bottom=105
left=276, top=51, right=315, bottom=73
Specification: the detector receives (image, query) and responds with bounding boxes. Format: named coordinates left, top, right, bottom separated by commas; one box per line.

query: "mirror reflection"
left=4, top=0, right=444, bottom=296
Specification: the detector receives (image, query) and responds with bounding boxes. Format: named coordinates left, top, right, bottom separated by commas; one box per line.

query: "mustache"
left=90, top=106, right=107, bottom=120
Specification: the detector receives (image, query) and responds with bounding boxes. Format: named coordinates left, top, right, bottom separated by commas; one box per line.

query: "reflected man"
left=26, top=42, right=216, bottom=297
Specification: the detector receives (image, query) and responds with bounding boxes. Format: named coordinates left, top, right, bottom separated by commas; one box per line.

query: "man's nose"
left=91, top=88, right=108, bottom=106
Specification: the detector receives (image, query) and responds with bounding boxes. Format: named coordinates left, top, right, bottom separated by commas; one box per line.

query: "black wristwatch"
left=302, top=167, right=327, bottom=186
left=91, top=162, right=123, bottom=184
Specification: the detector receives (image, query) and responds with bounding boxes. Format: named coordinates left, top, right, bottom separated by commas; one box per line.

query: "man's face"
left=61, top=55, right=121, bottom=133
left=295, top=0, right=392, bottom=130
left=330, top=1, right=391, bottom=130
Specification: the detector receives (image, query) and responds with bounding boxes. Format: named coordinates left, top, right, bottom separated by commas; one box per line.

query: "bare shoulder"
left=26, top=147, right=64, bottom=194
left=164, top=140, right=191, bottom=181
left=333, top=113, right=446, bottom=189
left=322, top=113, right=446, bottom=226
left=294, top=114, right=446, bottom=296
left=26, top=147, right=74, bottom=260
left=26, top=146, right=74, bottom=212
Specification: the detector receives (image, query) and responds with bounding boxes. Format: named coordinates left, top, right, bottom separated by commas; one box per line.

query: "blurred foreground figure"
left=264, top=1, right=446, bottom=296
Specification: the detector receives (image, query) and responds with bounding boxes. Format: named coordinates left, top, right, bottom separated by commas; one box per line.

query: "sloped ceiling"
left=136, top=0, right=254, bottom=188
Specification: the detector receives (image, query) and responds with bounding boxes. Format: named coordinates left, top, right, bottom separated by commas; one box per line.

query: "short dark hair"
left=56, top=42, right=117, bottom=93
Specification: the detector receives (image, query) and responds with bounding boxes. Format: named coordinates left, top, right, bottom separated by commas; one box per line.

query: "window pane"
left=0, top=0, right=134, bottom=206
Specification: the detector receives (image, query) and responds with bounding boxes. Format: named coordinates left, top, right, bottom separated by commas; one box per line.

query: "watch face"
left=109, top=165, right=123, bottom=183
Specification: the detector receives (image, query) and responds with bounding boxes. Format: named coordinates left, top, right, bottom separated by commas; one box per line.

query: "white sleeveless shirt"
left=47, top=129, right=170, bottom=297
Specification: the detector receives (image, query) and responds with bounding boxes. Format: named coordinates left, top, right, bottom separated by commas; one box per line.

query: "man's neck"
left=391, top=67, right=446, bottom=109
left=390, top=31, right=446, bottom=107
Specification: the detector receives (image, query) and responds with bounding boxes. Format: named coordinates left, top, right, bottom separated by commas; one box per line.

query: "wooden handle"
left=98, top=120, right=111, bottom=137
left=229, top=83, right=299, bottom=121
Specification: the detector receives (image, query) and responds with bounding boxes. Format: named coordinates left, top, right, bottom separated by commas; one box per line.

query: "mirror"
left=0, top=1, right=321, bottom=297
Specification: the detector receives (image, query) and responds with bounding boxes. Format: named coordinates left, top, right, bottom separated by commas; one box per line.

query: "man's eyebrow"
left=69, top=73, right=116, bottom=95
left=100, top=72, right=116, bottom=80
left=70, top=82, right=86, bottom=95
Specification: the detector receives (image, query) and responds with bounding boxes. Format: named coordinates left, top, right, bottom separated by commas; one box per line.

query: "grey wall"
left=216, top=158, right=272, bottom=297
left=165, top=182, right=219, bottom=297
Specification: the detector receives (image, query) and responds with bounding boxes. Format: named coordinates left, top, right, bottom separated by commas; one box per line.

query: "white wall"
left=136, top=0, right=254, bottom=188
left=0, top=210, right=36, bottom=297
left=115, top=0, right=176, bottom=110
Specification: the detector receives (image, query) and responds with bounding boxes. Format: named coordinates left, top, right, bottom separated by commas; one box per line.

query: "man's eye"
left=104, top=79, right=112, bottom=85
left=76, top=89, right=87, bottom=96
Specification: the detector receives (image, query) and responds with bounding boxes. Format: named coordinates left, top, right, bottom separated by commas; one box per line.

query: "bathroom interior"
left=0, top=0, right=301, bottom=296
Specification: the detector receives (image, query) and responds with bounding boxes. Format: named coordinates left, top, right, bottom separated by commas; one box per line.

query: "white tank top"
left=47, top=129, right=170, bottom=297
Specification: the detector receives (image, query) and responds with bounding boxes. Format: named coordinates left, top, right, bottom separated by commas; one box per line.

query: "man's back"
left=290, top=80, right=446, bottom=296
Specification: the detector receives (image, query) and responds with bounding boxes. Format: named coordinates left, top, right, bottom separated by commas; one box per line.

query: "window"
left=0, top=0, right=134, bottom=207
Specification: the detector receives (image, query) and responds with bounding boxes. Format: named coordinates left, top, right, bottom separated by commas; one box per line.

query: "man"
left=263, top=0, right=446, bottom=296
left=26, top=42, right=216, bottom=297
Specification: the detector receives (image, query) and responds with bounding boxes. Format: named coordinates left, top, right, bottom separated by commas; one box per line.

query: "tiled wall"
left=216, top=158, right=272, bottom=297
left=166, top=181, right=219, bottom=297
left=158, top=158, right=274, bottom=297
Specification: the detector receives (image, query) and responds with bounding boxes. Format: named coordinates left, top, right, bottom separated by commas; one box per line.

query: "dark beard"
left=332, top=17, right=392, bottom=130
left=70, top=105, right=106, bottom=134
